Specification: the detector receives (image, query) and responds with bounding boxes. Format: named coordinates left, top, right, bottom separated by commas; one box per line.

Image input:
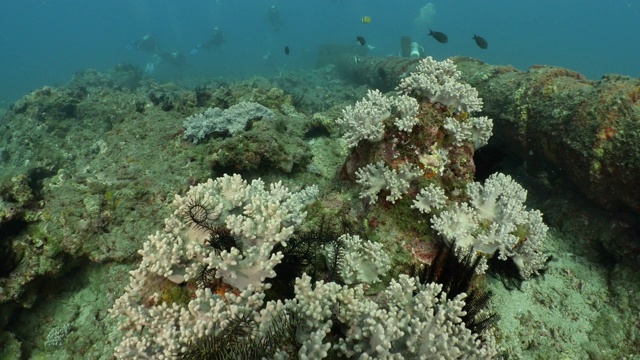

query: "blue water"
left=1, top=0, right=639, bottom=105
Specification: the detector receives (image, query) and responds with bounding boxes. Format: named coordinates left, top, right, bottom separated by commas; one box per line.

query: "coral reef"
left=109, top=174, right=495, bottom=359
left=0, top=55, right=638, bottom=360
left=342, top=55, right=640, bottom=217
left=0, top=65, right=350, bottom=359
left=339, top=57, right=491, bottom=206
left=335, top=57, right=548, bottom=279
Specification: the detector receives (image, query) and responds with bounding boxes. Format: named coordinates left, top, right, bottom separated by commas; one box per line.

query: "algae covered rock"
left=210, top=120, right=311, bottom=174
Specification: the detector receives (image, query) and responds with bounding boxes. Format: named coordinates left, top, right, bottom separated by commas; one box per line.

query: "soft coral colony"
left=109, top=57, right=549, bottom=359
left=339, top=56, right=547, bottom=279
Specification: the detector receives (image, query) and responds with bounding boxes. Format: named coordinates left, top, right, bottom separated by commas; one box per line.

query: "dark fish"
left=284, top=46, right=290, bottom=55
left=356, top=36, right=366, bottom=46
left=428, top=29, right=448, bottom=43
left=473, top=34, right=488, bottom=49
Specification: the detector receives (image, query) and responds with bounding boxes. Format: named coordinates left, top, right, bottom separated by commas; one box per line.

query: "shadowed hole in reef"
left=0, top=218, right=28, bottom=277
left=473, top=139, right=523, bottom=182
left=304, top=124, right=331, bottom=139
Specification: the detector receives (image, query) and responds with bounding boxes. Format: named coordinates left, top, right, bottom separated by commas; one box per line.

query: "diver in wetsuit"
left=267, top=5, right=283, bottom=32
left=190, top=27, right=225, bottom=55
left=129, top=33, right=186, bottom=72
left=129, top=34, right=159, bottom=54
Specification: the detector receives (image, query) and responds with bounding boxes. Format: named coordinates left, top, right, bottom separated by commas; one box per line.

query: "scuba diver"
left=128, top=33, right=159, bottom=54
left=190, top=27, right=225, bottom=55
left=400, top=36, right=425, bottom=58
left=409, top=42, right=425, bottom=58
left=128, top=33, right=187, bottom=73
left=267, top=5, right=283, bottom=32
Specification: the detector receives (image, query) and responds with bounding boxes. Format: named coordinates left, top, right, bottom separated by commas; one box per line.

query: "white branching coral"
left=288, top=274, right=498, bottom=359
left=444, top=115, right=494, bottom=149
left=430, top=173, right=549, bottom=278
left=335, top=89, right=392, bottom=148
left=412, top=183, right=448, bottom=214
left=431, top=202, right=480, bottom=248
left=111, top=279, right=269, bottom=359
left=355, top=161, right=422, bottom=204
left=324, top=234, right=391, bottom=285
left=512, top=209, right=549, bottom=279
left=110, top=174, right=318, bottom=358
left=397, top=56, right=484, bottom=113
left=336, top=90, right=423, bottom=147
left=139, top=174, right=318, bottom=288
left=287, top=274, right=342, bottom=359
left=392, top=94, right=420, bottom=132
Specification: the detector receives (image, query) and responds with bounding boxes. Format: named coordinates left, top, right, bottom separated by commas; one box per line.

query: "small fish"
left=428, top=29, right=448, bottom=43
left=356, top=36, right=366, bottom=46
left=353, top=56, right=360, bottom=64
left=284, top=46, right=290, bottom=55
left=473, top=34, right=488, bottom=49
left=361, top=15, right=371, bottom=24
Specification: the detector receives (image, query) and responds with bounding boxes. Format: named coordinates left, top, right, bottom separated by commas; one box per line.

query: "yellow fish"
left=361, top=15, right=371, bottom=24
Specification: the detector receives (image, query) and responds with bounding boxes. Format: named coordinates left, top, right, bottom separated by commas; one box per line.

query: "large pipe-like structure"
left=334, top=55, right=640, bottom=215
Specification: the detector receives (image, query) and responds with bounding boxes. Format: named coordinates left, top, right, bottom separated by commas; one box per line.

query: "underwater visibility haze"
left=1, top=0, right=639, bottom=104
left=0, top=1, right=639, bottom=359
